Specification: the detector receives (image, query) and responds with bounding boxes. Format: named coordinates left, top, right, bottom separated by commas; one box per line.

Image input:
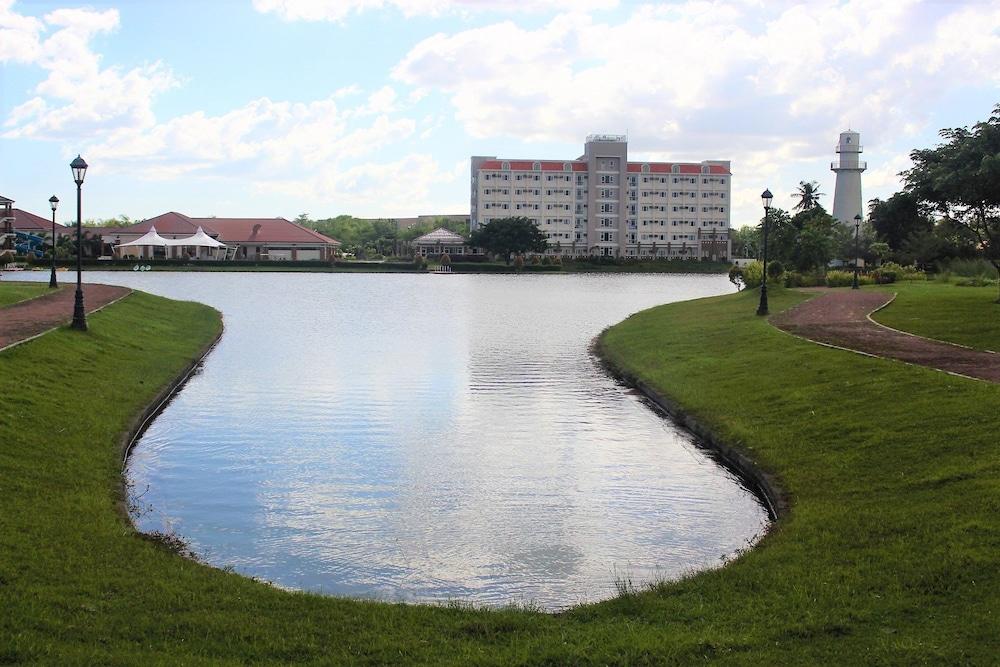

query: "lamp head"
left=49, top=195, right=59, bottom=211
left=854, top=213, right=862, bottom=223
left=761, top=188, right=773, bottom=210
left=70, top=155, right=88, bottom=185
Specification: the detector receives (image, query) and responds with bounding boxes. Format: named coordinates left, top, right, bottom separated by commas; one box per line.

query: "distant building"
left=471, top=135, right=732, bottom=259
left=114, top=212, right=341, bottom=260
left=411, top=227, right=478, bottom=257
left=831, top=130, right=866, bottom=224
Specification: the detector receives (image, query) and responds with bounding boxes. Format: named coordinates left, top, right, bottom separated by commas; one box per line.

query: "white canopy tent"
left=115, top=225, right=227, bottom=259
left=115, top=226, right=169, bottom=257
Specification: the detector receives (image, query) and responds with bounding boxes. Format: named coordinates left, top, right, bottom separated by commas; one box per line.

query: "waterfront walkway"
left=0, top=282, right=132, bottom=351
left=771, top=289, right=1000, bottom=383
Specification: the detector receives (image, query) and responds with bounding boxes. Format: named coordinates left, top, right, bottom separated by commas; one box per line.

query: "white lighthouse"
left=831, top=130, right=866, bottom=224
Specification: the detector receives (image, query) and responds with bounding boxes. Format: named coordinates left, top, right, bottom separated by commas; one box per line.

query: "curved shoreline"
left=593, top=337, right=789, bottom=521
left=114, top=311, right=224, bottom=522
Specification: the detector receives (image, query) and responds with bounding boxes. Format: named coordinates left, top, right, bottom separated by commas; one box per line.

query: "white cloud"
left=390, top=0, right=1000, bottom=225
left=252, top=0, right=617, bottom=23
left=258, top=153, right=459, bottom=217
left=1, top=4, right=178, bottom=140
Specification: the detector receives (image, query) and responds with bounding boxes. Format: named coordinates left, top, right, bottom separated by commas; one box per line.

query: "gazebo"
left=115, top=226, right=169, bottom=258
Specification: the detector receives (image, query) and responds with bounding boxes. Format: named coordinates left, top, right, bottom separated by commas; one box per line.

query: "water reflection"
left=24, top=271, right=768, bottom=609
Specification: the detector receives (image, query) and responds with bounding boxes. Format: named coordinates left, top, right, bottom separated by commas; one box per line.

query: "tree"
left=867, top=193, right=933, bottom=253
left=469, top=217, right=548, bottom=264
left=904, top=103, right=1000, bottom=301
left=732, top=225, right=761, bottom=258
left=793, top=181, right=825, bottom=212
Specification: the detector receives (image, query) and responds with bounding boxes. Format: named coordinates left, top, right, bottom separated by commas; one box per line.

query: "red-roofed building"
left=113, top=213, right=341, bottom=260
left=471, top=135, right=731, bottom=260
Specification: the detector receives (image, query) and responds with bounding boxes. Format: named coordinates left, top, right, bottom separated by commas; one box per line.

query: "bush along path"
left=770, top=288, right=1000, bottom=383
left=0, top=282, right=131, bottom=351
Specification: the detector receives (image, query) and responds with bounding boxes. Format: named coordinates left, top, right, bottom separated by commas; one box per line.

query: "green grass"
left=870, top=281, right=1000, bottom=351
left=0, top=280, right=54, bottom=306
left=1, top=285, right=998, bottom=663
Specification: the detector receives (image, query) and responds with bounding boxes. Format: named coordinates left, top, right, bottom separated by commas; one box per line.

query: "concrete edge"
left=0, top=286, right=133, bottom=355
left=592, top=337, right=790, bottom=522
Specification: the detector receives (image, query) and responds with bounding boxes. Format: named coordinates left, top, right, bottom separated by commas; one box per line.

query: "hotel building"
left=471, top=135, right=731, bottom=259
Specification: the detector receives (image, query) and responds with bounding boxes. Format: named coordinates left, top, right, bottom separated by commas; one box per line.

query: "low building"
left=114, top=212, right=341, bottom=260
left=412, top=228, right=476, bottom=257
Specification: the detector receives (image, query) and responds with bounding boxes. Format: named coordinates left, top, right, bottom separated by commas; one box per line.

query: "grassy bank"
left=870, top=281, right=1000, bottom=351
left=563, top=259, right=730, bottom=273
left=0, top=280, right=54, bottom=306
left=1, top=285, right=997, bottom=663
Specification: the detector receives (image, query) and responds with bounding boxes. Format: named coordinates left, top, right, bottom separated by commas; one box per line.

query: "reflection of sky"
left=23, top=271, right=768, bottom=609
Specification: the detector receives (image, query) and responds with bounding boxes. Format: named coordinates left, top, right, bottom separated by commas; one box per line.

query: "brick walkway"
left=0, top=282, right=132, bottom=350
left=770, top=289, right=1000, bottom=383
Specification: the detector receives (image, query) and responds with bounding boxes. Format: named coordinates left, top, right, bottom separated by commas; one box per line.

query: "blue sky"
left=2, top=0, right=999, bottom=226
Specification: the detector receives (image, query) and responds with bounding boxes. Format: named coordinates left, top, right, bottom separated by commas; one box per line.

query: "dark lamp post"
left=757, top=188, right=773, bottom=316
left=70, top=155, right=88, bottom=331
left=852, top=213, right=862, bottom=290
left=48, top=195, right=59, bottom=288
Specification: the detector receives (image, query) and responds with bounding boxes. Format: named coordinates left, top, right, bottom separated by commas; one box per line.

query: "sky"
left=1, top=0, right=999, bottom=227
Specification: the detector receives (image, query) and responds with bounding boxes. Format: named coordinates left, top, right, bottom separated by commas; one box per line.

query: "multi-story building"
left=471, top=135, right=731, bottom=260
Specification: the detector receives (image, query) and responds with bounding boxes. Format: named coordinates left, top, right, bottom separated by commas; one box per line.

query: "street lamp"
left=852, top=213, right=862, bottom=290
left=757, top=188, right=773, bottom=316
left=48, top=195, right=59, bottom=288
left=70, top=155, right=88, bottom=331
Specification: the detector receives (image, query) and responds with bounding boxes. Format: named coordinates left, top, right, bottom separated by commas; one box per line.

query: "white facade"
left=471, top=135, right=732, bottom=260
left=831, top=130, right=866, bottom=224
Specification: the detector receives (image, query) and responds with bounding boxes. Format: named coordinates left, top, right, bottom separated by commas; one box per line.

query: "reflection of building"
left=412, top=227, right=479, bottom=257
left=114, top=212, right=340, bottom=260
left=831, top=130, right=866, bottom=224
left=471, top=135, right=731, bottom=259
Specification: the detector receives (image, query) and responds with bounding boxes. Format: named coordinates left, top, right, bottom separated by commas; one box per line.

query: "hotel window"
left=533, top=162, right=541, bottom=171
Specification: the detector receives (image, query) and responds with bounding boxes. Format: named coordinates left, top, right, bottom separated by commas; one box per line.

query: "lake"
left=22, top=270, right=768, bottom=609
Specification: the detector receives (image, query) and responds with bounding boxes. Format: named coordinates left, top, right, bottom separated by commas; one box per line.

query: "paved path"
left=770, top=289, right=1000, bottom=383
left=0, top=282, right=132, bottom=350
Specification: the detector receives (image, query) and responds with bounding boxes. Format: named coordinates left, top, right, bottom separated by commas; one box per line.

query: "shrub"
left=728, top=265, right=745, bottom=290
left=439, top=253, right=451, bottom=267
left=938, top=257, right=996, bottom=278
left=741, top=261, right=764, bottom=289
left=513, top=255, right=525, bottom=271
left=783, top=271, right=824, bottom=288
left=880, top=261, right=926, bottom=281
left=529, top=254, right=541, bottom=265
left=825, top=270, right=874, bottom=287
left=767, top=260, right=785, bottom=280
left=872, top=269, right=897, bottom=284
left=412, top=254, right=425, bottom=269
left=551, top=255, right=562, bottom=266
left=955, top=276, right=997, bottom=287
left=541, top=256, right=551, bottom=266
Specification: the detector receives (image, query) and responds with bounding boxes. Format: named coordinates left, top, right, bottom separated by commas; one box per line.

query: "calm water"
left=26, top=270, right=768, bottom=609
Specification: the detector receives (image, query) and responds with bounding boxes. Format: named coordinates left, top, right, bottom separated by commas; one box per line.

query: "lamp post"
left=757, top=188, right=773, bottom=316
left=70, top=155, right=88, bottom=331
left=48, top=195, right=59, bottom=288
left=852, top=213, right=862, bottom=290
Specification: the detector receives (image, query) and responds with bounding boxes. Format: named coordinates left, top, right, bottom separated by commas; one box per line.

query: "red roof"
left=118, top=212, right=201, bottom=236
left=191, top=218, right=340, bottom=245
left=10, top=208, right=53, bottom=231
left=478, top=159, right=727, bottom=174
left=118, top=212, right=339, bottom=245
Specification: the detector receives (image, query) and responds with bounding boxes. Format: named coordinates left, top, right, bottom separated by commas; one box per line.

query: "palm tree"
left=793, top=180, right=825, bottom=211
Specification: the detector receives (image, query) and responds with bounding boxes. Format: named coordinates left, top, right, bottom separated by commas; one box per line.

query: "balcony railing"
left=831, top=160, right=867, bottom=171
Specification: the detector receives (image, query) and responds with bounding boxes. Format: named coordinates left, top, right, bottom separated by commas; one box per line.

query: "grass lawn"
left=0, top=280, right=55, bottom=307
left=870, top=280, right=1000, bottom=352
left=1, top=285, right=997, bottom=663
